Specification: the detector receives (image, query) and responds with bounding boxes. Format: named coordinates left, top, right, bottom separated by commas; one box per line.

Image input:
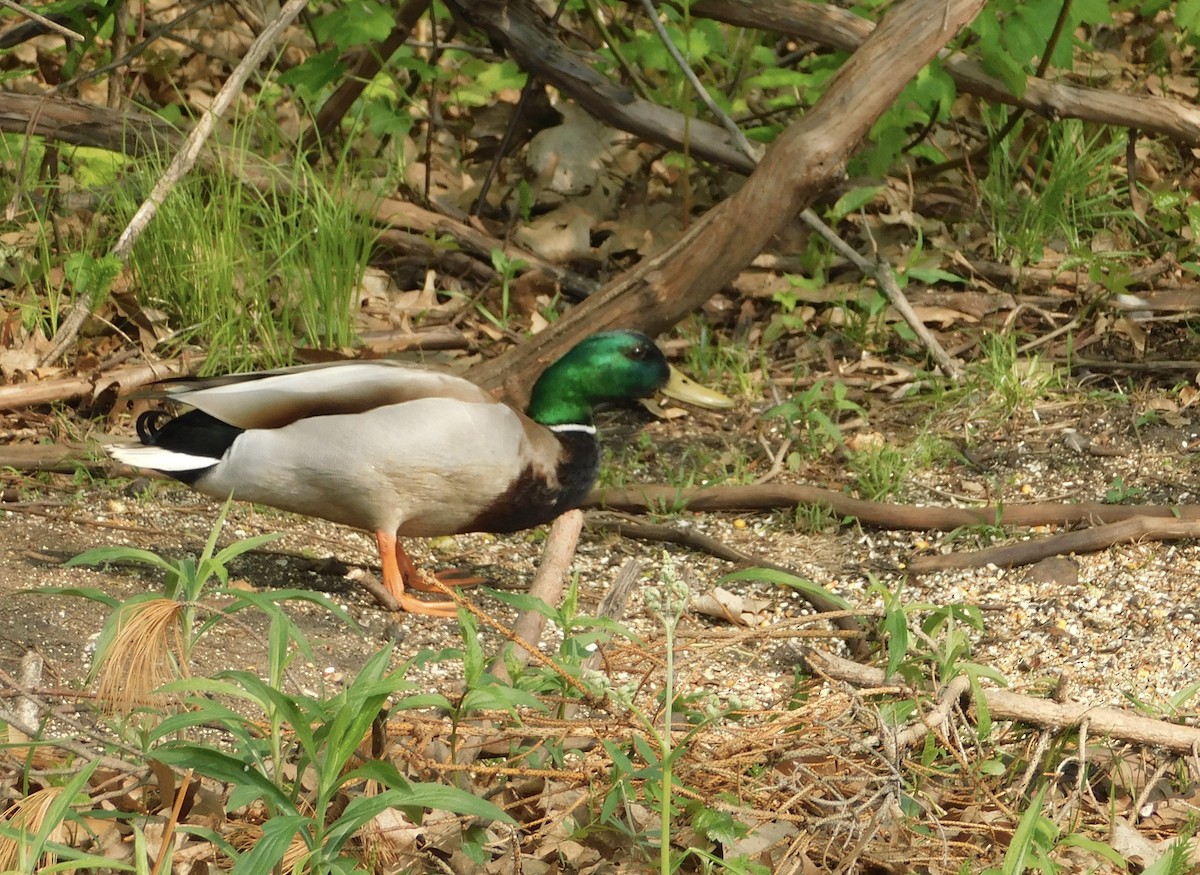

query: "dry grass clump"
left=95, top=598, right=187, bottom=716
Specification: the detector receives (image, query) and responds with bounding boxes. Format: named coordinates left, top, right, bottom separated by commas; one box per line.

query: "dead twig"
left=488, top=508, right=584, bottom=685
left=0, top=0, right=83, bottom=41
left=803, top=206, right=962, bottom=380
left=586, top=510, right=867, bottom=656
left=0, top=354, right=203, bottom=411
left=884, top=675, right=971, bottom=759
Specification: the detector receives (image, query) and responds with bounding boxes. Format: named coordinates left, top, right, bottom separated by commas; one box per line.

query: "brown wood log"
left=0, top=357, right=201, bottom=411
left=0, top=92, right=182, bottom=156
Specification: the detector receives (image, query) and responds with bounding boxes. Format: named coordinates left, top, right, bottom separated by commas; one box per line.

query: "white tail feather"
left=106, top=443, right=220, bottom=471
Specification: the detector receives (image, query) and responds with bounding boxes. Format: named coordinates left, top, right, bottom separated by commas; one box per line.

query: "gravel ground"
left=4, top=393, right=1200, bottom=717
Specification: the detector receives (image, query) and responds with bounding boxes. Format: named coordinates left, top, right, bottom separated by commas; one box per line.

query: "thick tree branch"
left=466, top=0, right=988, bottom=402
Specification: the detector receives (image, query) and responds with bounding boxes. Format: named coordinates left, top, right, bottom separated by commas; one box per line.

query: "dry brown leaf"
left=691, top=586, right=773, bottom=626
left=909, top=303, right=979, bottom=326
left=725, top=818, right=800, bottom=869
left=513, top=206, right=592, bottom=263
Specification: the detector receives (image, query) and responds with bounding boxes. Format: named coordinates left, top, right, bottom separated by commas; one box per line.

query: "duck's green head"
left=527, top=330, right=670, bottom=427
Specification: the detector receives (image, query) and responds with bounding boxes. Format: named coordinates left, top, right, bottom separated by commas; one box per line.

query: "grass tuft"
left=94, top=597, right=186, bottom=716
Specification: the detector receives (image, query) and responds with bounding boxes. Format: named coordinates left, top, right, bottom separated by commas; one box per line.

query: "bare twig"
left=638, top=0, right=761, bottom=162
left=804, top=207, right=962, bottom=379
left=0, top=0, right=83, bottom=41
left=908, top=515, right=1200, bottom=573
left=884, top=675, right=970, bottom=758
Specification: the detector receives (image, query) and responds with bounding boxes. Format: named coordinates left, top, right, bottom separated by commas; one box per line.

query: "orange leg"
left=374, top=530, right=458, bottom=617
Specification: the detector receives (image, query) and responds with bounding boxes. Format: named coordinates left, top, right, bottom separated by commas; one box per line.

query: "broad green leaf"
left=1000, top=784, right=1048, bottom=875
left=461, top=684, right=545, bottom=715
left=830, top=185, right=885, bottom=221
left=26, top=586, right=122, bottom=608
left=721, top=568, right=851, bottom=610
left=153, top=746, right=294, bottom=814
left=278, top=50, right=345, bottom=99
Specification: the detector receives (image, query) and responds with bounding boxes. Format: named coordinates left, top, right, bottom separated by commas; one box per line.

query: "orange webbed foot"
left=373, top=530, right=462, bottom=616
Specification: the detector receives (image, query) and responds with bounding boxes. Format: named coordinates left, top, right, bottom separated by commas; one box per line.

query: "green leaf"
left=1057, top=833, right=1126, bottom=868
left=906, top=267, right=967, bottom=284
left=459, top=609, right=483, bottom=686
left=25, top=586, right=121, bottom=608
left=980, top=44, right=1027, bottom=99
left=883, top=606, right=908, bottom=679
left=829, top=185, right=884, bottom=221
left=691, top=805, right=748, bottom=844
left=484, top=589, right=560, bottom=620
left=153, top=746, right=295, bottom=814
left=392, top=692, right=455, bottom=711
left=721, top=568, right=851, bottom=610
left=225, top=588, right=361, bottom=632
left=980, top=758, right=1007, bottom=776
left=1000, top=784, right=1048, bottom=875
left=278, top=50, right=345, bottom=99
left=231, top=815, right=311, bottom=874
left=63, top=252, right=121, bottom=305
left=314, top=647, right=401, bottom=803
left=64, top=545, right=177, bottom=574
left=219, top=672, right=318, bottom=757
left=461, top=684, right=545, bottom=715
left=317, top=1, right=395, bottom=49
left=209, top=532, right=284, bottom=568
left=344, top=760, right=515, bottom=824
left=968, top=671, right=991, bottom=738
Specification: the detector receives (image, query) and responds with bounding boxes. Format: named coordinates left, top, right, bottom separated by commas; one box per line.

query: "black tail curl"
left=135, top=410, right=169, bottom=444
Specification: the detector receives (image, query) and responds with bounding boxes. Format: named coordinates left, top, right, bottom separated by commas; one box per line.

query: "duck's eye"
left=627, top=343, right=653, bottom=361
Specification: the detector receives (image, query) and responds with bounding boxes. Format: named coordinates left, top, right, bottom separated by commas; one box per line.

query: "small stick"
left=0, top=0, right=83, bottom=41
left=488, top=509, right=584, bottom=684
left=150, top=769, right=193, bottom=875
left=908, top=516, right=1200, bottom=573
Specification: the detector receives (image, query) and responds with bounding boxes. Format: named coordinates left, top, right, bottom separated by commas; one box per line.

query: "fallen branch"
left=688, top=0, right=1200, bottom=147
left=0, top=354, right=202, bottom=412
left=885, top=675, right=971, bottom=759
left=805, top=648, right=1200, bottom=754
left=467, top=0, right=989, bottom=404
left=487, top=508, right=585, bottom=686
left=907, top=516, right=1200, bottom=573
left=587, top=483, right=1200, bottom=529
left=447, top=509, right=586, bottom=768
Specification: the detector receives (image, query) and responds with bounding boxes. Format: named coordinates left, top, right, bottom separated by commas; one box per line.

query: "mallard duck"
left=107, top=331, right=729, bottom=616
